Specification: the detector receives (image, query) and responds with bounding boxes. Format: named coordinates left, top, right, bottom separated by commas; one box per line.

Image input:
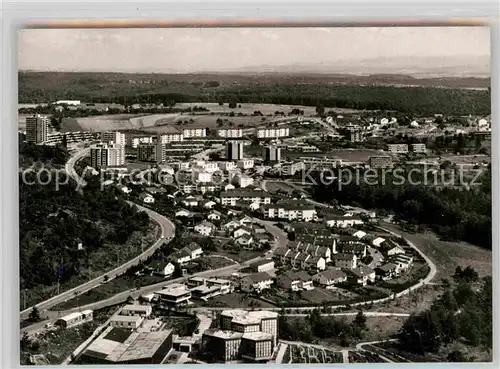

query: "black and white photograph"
left=18, top=24, right=492, bottom=365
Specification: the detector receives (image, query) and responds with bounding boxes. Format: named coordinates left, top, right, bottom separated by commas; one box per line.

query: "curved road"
left=20, top=202, right=176, bottom=321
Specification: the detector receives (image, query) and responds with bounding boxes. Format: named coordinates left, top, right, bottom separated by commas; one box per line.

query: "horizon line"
left=22, top=18, right=490, bottom=29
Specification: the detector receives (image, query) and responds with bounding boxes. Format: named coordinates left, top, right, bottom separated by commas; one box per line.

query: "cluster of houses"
left=188, top=212, right=274, bottom=250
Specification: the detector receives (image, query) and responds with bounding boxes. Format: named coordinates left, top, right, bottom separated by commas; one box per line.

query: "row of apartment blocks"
left=218, top=127, right=290, bottom=140
left=387, top=143, right=427, bottom=154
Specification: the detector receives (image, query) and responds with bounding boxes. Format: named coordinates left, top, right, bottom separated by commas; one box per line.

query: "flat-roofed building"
left=120, top=304, right=153, bottom=318
left=110, top=315, right=145, bottom=329
left=256, top=127, right=289, bottom=139
left=201, top=309, right=278, bottom=362
left=78, top=326, right=173, bottom=365
left=54, top=310, right=93, bottom=329
left=90, top=143, right=125, bottom=169
left=183, top=128, right=207, bottom=138
left=102, top=131, right=126, bottom=146
left=26, top=114, right=49, bottom=144
left=154, top=283, right=191, bottom=307
left=218, top=128, right=243, bottom=138
left=387, top=143, right=409, bottom=154
left=410, top=143, right=427, bottom=153
left=226, top=141, right=244, bottom=160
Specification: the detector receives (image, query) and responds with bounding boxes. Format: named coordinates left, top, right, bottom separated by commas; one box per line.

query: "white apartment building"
left=90, top=143, right=125, bottom=169
left=159, top=131, right=184, bottom=143
left=262, top=201, right=317, bottom=222
left=130, top=136, right=154, bottom=148
left=218, top=161, right=237, bottom=171
left=256, top=127, right=290, bottom=139
left=410, top=143, right=427, bottom=153
left=102, top=131, right=126, bottom=146
left=237, top=159, right=255, bottom=170
left=387, top=144, right=409, bottom=154
left=221, top=190, right=271, bottom=207
left=183, top=128, right=207, bottom=138
left=218, top=128, right=243, bottom=138
left=26, top=114, right=49, bottom=144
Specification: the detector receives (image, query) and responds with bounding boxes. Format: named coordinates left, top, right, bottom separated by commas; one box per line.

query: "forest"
left=19, top=174, right=150, bottom=291
left=18, top=72, right=491, bottom=116
left=399, top=273, right=492, bottom=358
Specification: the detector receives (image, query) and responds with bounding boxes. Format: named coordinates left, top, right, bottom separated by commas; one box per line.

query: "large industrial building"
left=201, top=309, right=278, bottom=363
left=26, top=114, right=49, bottom=144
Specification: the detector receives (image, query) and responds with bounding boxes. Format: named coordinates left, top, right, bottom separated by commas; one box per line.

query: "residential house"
left=304, top=256, right=326, bottom=272
left=341, top=242, right=367, bottom=258
left=325, top=215, right=364, bottom=228
left=313, top=268, right=348, bottom=287
left=248, top=202, right=261, bottom=211
left=176, top=208, right=194, bottom=218
left=240, top=272, right=274, bottom=293
left=273, top=247, right=290, bottom=263
left=347, top=266, right=376, bottom=286
left=277, top=270, right=314, bottom=291
left=156, top=262, right=175, bottom=277
left=250, top=259, right=275, bottom=273
left=223, top=219, right=241, bottom=231
left=255, top=233, right=273, bottom=245
left=233, top=226, right=252, bottom=239
left=314, top=246, right=332, bottom=263
left=294, top=253, right=310, bottom=269
left=236, top=234, right=254, bottom=247
left=386, top=245, right=406, bottom=257
left=237, top=215, right=254, bottom=226
left=372, top=237, right=386, bottom=248
left=204, top=200, right=217, bottom=209
left=391, top=254, right=414, bottom=273
left=194, top=221, right=216, bottom=236
left=332, top=253, right=357, bottom=269
left=314, top=236, right=338, bottom=254
left=284, top=250, right=301, bottom=266
left=207, top=210, right=222, bottom=221
left=375, top=263, right=398, bottom=280
left=338, top=235, right=359, bottom=245
left=169, top=249, right=192, bottom=265
left=139, top=192, right=155, bottom=204
left=185, top=243, right=203, bottom=259
left=182, top=196, right=200, bottom=207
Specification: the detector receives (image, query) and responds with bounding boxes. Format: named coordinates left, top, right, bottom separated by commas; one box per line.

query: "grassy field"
left=202, top=291, right=277, bottom=309
left=50, top=273, right=166, bottom=311
left=265, top=181, right=298, bottom=195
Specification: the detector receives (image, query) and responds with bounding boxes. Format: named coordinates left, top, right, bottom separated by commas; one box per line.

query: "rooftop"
left=242, top=332, right=274, bottom=341
left=83, top=326, right=173, bottom=363
left=155, top=283, right=190, bottom=297
left=203, top=329, right=243, bottom=340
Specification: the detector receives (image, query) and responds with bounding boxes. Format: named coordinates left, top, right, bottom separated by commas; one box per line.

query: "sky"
left=18, top=27, right=490, bottom=74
